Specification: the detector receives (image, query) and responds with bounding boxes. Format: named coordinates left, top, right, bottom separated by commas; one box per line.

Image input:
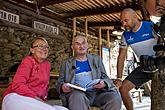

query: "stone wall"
left=0, top=25, right=100, bottom=76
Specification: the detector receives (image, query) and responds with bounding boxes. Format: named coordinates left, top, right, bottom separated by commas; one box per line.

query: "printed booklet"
left=66, top=79, right=100, bottom=92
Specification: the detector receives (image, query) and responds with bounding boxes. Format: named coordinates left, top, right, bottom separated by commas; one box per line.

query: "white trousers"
left=2, top=93, right=68, bottom=110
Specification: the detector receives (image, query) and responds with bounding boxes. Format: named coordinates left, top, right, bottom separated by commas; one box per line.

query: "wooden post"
left=138, top=0, right=150, bottom=20
left=99, top=27, right=102, bottom=57
left=106, top=29, right=111, bottom=77
left=85, top=18, right=88, bottom=38
left=107, top=29, right=110, bottom=48
left=73, top=17, right=76, bottom=37
left=72, top=17, right=76, bottom=56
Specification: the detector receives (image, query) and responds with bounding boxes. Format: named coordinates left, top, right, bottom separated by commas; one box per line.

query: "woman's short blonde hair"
left=29, top=37, right=49, bottom=55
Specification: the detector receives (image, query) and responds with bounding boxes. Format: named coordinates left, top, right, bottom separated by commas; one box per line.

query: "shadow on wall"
left=8, top=62, right=21, bottom=75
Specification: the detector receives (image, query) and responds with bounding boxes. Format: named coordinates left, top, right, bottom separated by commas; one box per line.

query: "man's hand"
left=62, top=83, right=72, bottom=93
left=93, top=80, right=106, bottom=89
left=113, top=79, right=122, bottom=88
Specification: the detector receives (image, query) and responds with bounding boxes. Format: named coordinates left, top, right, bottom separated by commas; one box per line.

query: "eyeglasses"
left=32, top=45, right=50, bottom=50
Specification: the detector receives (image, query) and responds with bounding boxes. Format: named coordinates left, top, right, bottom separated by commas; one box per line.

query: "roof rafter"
left=88, top=21, right=121, bottom=27
left=38, top=0, right=73, bottom=6
left=63, top=2, right=139, bottom=18
left=6, top=0, right=68, bottom=23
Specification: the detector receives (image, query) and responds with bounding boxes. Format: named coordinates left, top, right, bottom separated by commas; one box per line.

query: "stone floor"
left=121, top=96, right=151, bottom=110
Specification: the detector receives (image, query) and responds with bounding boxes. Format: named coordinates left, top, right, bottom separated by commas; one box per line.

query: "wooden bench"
left=0, top=84, right=8, bottom=109
left=130, top=88, right=144, bottom=103
left=91, top=107, right=101, bottom=110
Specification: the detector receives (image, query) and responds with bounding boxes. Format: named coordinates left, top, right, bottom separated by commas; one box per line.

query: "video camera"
left=140, top=18, right=165, bottom=72
left=140, top=44, right=165, bottom=72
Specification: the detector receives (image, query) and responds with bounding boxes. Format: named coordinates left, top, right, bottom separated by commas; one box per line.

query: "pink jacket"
left=3, top=56, right=50, bottom=101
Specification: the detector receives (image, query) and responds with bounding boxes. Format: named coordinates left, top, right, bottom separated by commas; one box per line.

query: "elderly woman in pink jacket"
left=2, top=37, right=68, bottom=110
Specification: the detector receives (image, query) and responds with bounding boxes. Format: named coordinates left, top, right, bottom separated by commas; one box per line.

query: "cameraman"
left=113, top=8, right=158, bottom=110
left=145, top=0, right=165, bottom=109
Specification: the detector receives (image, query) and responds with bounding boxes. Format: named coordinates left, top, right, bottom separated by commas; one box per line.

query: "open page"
left=66, top=83, right=86, bottom=91
left=66, top=79, right=100, bottom=92
left=85, top=79, right=100, bottom=89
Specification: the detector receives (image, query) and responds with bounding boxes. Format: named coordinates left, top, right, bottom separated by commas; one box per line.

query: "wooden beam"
left=73, top=17, right=76, bottom=37
left=88, top=21, right=121, bottom=27
left=72, top=17, right=76, bottom=56
left=6, top=0, right=68, bottom=23
left=99, top=27, right=102, bottom=57
left=64, top=2, right=139, bottom=18
left=107, top=30, right=110, bottom=48
left=38, top=0, right=73, bottom=6
left=7, top=0, right=36, bottom=10
left=0, top=19, right=63, bottom=39
left=85, top=18, right=88, bottom=37
left=2, top=0, right=66, bottom=26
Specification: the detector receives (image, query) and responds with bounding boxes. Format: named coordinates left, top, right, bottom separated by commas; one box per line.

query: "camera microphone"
left=72, top=66, right=76, bottom=70
left=153, top=44, right=165, bottom=51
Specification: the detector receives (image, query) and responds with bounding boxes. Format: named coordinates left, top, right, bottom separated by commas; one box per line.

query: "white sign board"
left=0, top=9, right=19, bottom=24
left=102, top=47, right=111, bottom=77
left=33, top=21, right=59, bottom=35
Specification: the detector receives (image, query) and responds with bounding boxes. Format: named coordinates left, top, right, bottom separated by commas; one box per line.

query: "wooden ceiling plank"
left=72, top=1, right=87, bottom=10
left=73, top=0, right=89, bottom=9
left=74, top=0, right=88, bottom=9
left=102, top=15, right=110, bottom=21
left=73, top=1, right=84, bottom=10
left=64, top=2, right=138, bottom=18
left=94, top=0, right=106, bottom=7
left=62, top=2, right=77, bottom=11
left=52, top=1, right=86, bottom=12
left=78, top=0, right=93, bottom=9
left=54, top=4, right=69, bottom=12
left=89, top=0, right=101, bottom=7
left=98, top=17, right=104, bottom=22
left=102, top=0, right=111, bottom=6
left=114, top=13, right=121, bottom=20
left=57, top=3, right=73, bottom=12
left=104, top=14, right=115, bottom=21
left=100, top=15, right=109, bottom=21
left=112, top=0, right=121, bottom=4
left=109, top=14, right=118, bottom=21
left=118, top=0, right=127, bottom=4
left=85, top=0, right=96, bottom=8
left=105, top=14, right=112, bottom=20
left=106, top=0, right=116, bottom=5
left=88, top=16, right=99, bottom=22
left=87, top=16, right=97, bottom=22
left=93, top=16, right=102, bottom=22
